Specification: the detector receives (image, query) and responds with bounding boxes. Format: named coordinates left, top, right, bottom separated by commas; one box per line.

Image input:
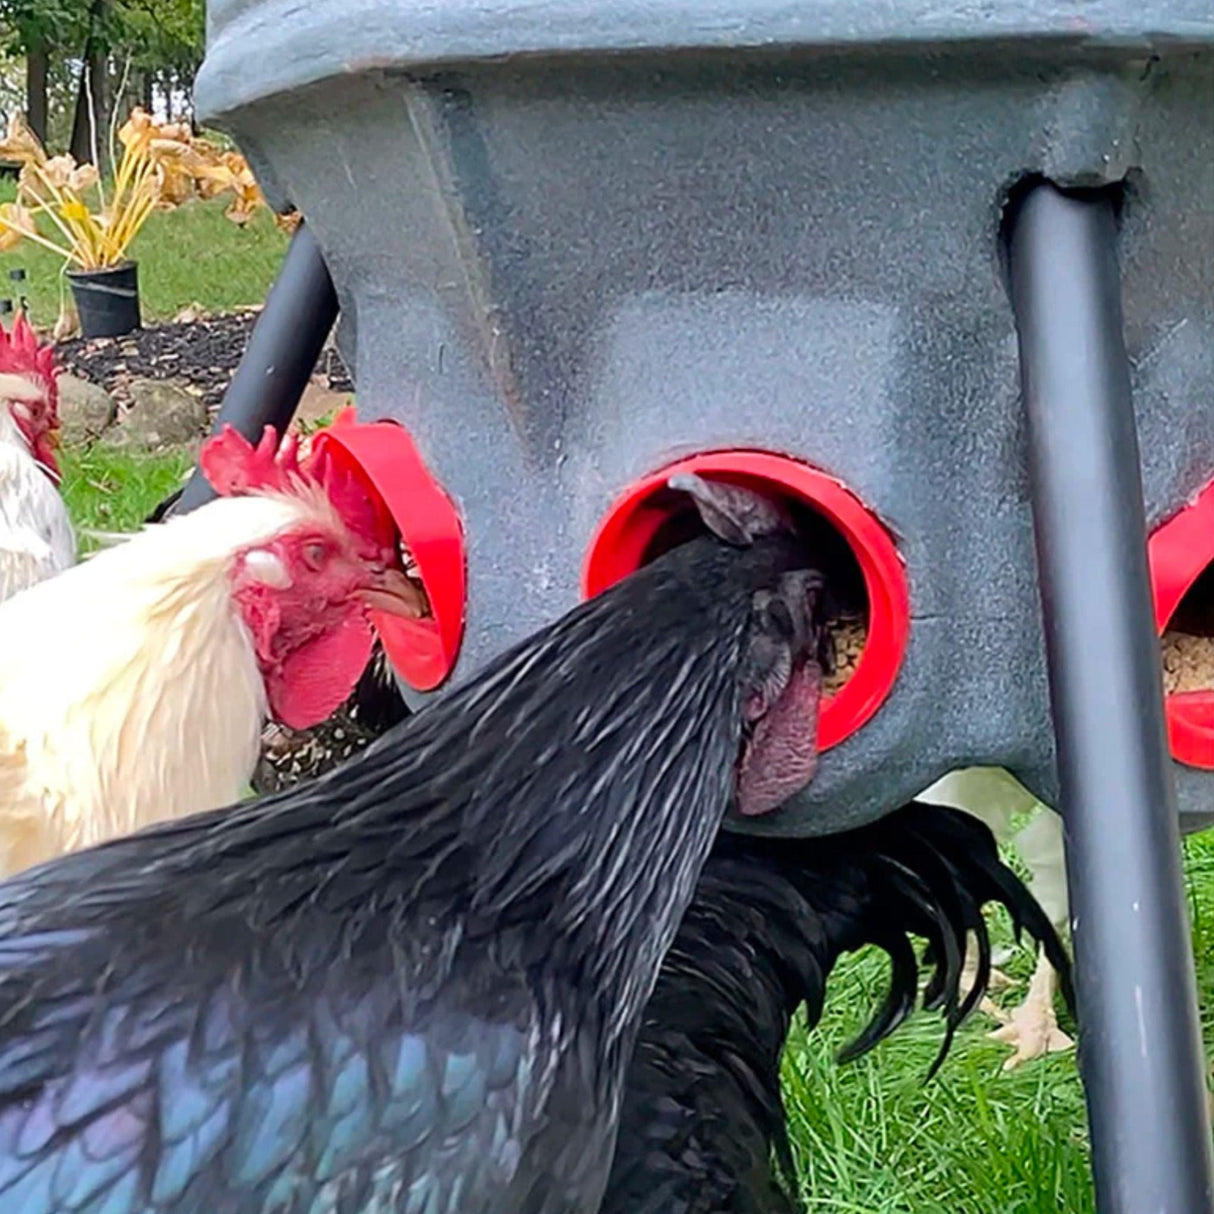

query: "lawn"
left=59, top=444, right=195, bottom=553
left=0, top=177, right=289, bottom=327
left=58, top=436, right=1214, bottom=1212
left=780, top=829, right=1214, bottom=1213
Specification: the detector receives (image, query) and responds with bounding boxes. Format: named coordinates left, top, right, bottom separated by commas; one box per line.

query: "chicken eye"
left=762, top=597, right=795, bottom=640
left=302, top=541, right=329, bottom=571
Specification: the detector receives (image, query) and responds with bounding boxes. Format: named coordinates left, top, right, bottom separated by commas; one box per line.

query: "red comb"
left=200, top=423, right=397, bottom=559
left=0, top=312, right=58, bottom=413
left=200, top=425, right=307, bottom=498
left=308, top=441, right=398, bottom=558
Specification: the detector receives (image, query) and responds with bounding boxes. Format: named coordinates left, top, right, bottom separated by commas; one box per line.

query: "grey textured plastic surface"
left=196, top=4, right=1214, bottom=836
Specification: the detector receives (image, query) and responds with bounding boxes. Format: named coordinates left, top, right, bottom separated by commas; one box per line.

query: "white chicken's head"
left=0, top=312, right=60, bottom=480
left=200, top=424, right=424, bottom=730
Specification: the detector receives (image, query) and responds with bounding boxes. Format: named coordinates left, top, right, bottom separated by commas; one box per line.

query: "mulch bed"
left=54, top=309, right=354, bottom=411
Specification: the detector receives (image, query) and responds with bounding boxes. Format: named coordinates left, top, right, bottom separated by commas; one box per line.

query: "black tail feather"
left=953, top=825, right=1077, bottom=1016
left=602, top=800, right=1075, bottom=1214
left=835, top=929, right=918, bottom=1064
left=144, top=484, right=184, bottom=524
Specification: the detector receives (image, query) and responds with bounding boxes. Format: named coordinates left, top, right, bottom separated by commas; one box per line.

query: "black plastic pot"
left=67, top=261, right=141, bottom=338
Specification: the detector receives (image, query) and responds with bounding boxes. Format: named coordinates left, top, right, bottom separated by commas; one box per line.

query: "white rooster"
left=0, top=423, right=423, bottom=876
left=0, top=312, right=74, bottom=601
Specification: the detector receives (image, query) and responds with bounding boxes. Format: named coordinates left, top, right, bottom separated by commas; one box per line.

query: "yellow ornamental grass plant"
left=0, top=110, right=189, bottom=269
left=190, top=147, right=301, bottom=233
left=0, top=108, right=301, bottom=270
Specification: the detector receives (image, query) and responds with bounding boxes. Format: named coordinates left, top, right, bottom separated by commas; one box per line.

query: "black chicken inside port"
left=0, top=472, right=835, bottom=1214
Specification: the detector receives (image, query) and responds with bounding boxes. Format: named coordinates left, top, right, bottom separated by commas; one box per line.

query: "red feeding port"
left=1148, top=479, right=1214, bottom=770
left=582, top=451, right=910, bottom=751
left=312, top=410, right=466, bottom=692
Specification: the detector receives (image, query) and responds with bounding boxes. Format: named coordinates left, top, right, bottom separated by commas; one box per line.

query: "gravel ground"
left=55, top=309, right=353, bottom=411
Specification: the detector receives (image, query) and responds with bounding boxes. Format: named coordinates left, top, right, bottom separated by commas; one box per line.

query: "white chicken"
left=0, top=423, right=423, bottom=876
left=0, top=312, right=74, bottom=601
left=920, top=766, right=1072, bottom=1068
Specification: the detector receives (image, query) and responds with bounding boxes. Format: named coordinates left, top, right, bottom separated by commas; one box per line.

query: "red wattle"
left=268, top=608, right=375, bottom=730
left=736, top=661, right=822, bottom=817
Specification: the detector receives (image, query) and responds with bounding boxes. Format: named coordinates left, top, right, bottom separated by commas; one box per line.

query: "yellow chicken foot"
left=986, top=946, right=1073, bottom=1070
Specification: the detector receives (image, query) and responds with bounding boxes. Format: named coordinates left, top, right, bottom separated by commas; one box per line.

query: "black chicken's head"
left=670, top=472, right=831, bottom=817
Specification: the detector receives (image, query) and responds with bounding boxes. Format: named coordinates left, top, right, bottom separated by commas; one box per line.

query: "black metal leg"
left=174, top=220, right=340, bottom=514
left=1009, top=180, right=1214, bottom=1214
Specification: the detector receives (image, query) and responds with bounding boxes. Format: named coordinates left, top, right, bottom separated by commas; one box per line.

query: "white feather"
left=0, top=406, right=75, bottom=604
left=0, top=492, right=328, bottom=876
left=243, top=547, right=292, bottom=588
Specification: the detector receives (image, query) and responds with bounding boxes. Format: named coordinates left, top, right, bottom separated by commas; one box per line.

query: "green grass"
left=783, top=956, right=1092, bottom=1212
left=60, top=444, right=194, bottom=552
left=0, top=177, right=289, bottom=326
left=781, top=827, right=1214, bottom=1212
left=55, top=441, right=1214, bottom=1211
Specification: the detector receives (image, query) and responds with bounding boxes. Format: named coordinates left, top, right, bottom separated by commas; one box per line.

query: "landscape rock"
left=108, top=377, right=209, bottom=451
left=56, top=374, right=117, bottom=445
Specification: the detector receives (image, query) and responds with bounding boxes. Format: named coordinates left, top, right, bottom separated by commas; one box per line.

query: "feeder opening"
left=639, top=488, right=869, bottom=698
left=1162, top=563, right=1214, bottom=696
left=311, top=427, right=429, bottom=615
left=1146, top=479, right=1214, bottom=769
left=582, top=451, right=910, bottom=752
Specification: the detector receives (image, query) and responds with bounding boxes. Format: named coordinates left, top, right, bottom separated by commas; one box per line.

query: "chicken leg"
left=920, top=766, right=1073, bottom=1069
left=986, top=944, right=1073, bottom=1068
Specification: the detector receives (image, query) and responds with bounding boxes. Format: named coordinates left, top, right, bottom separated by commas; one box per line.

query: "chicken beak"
left=360, top=567, right=429, bottom=619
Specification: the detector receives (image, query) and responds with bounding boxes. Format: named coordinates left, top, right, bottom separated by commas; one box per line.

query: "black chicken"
left=0, top=474, right=830, bottom=1214
left=601, top=802, right=1075, bottom=1214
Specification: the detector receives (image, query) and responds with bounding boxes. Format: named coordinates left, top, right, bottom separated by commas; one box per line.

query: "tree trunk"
left=68, top=0, right=108, bottom=167
left=68, top=56, right=107, bottom=166
left=25, top=49, right=48, bottom=145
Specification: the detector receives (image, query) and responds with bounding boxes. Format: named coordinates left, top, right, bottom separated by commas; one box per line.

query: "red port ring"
left=582, top=450, right=910, bottom=750
left=1148, top=478, right=1214, bottom=770
left=312, top=409, right=466, bottom=692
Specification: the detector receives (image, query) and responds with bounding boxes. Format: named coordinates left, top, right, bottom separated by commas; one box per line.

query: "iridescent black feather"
left=0, top=529, right=820, bottom=1214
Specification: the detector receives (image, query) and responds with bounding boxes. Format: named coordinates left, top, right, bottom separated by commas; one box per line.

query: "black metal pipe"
left=174, top=220, right=339, bottom=515
left=1009, top=180, right=1214, bottom=1214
